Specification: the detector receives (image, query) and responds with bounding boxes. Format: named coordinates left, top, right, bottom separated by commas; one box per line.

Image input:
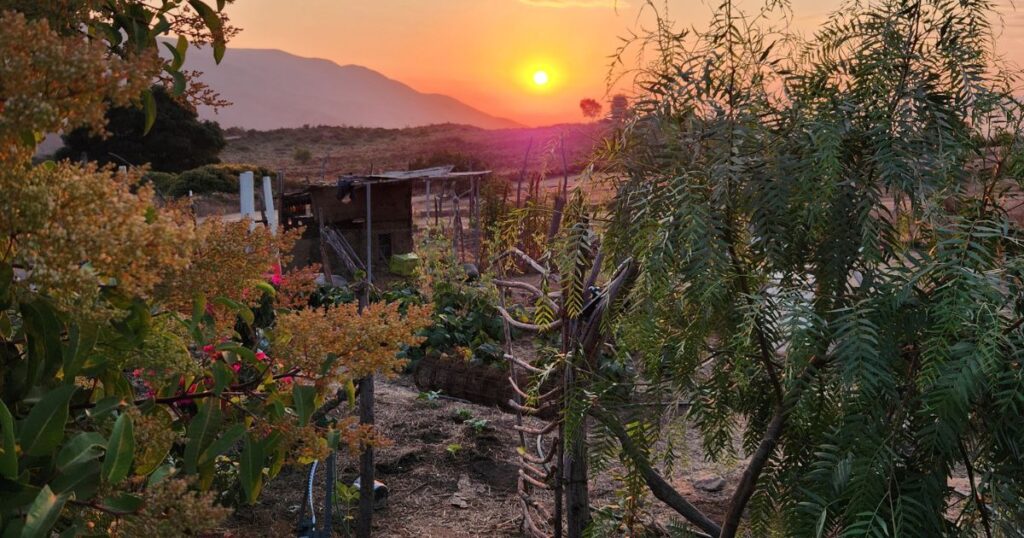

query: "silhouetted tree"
left=579, top=98, right=602, bottom=119
left=57, top=85, right=226, bottom=173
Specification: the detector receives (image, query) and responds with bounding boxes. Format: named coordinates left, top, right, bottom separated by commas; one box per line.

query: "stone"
left=694, top=475, right=726, bottom=492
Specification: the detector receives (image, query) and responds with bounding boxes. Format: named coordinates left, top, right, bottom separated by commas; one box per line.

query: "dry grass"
left=221, top=122, right=611, bottom=187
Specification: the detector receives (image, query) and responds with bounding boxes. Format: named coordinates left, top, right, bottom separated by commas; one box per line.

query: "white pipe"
left=240, top=171, right=255, bottom=229
left=262, top=175, right=277, bottom=235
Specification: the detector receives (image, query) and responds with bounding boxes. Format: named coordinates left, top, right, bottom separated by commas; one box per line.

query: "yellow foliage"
left=0, top=10, right=159, bottom=160
left=159, top=218, right=304, bottom=327
left=0, top=162, right=194, bottom=319
left=273, top=301, right=432, bottom=384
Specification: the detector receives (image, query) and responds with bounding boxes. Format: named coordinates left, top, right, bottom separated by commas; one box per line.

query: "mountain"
left=180, top=46, right=521, bottom=130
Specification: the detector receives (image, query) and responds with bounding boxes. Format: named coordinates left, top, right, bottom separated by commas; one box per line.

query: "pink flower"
left=231, top=363, right=242, bottom=373
left=255, top=351, right=268, bottom=362
left=279, top=376, right=293, bottom=385
left=203, top=344, right=219, bottom=359
left=266, top=263, right=283, bottom=287
left=132, top=368, right=142, bottom=377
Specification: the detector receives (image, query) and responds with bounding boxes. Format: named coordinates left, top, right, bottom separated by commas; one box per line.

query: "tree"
left=579, top=98, right=603, bottom=119
left=0, top=3, right=431, bottom=536
left=581, top=0, right=1024, bottom=536
left=57, top=86, right=226, bottom=173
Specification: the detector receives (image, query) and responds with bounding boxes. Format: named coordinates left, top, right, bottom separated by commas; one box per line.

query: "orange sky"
left=224, top=0, right=1024, bottom=127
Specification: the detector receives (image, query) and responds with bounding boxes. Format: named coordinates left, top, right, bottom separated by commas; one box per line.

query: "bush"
left=140, top=170, right=179, bottom=196
left=169, top=163, right=273, bottom=197
left=293, top=147, right=312, bottom=163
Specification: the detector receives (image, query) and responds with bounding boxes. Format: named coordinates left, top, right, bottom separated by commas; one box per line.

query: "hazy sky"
left=223, top=0, right=1024, bottom=127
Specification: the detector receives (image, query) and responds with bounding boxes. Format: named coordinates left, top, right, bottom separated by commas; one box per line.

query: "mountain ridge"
left=180, top=45, right=522, bottom=130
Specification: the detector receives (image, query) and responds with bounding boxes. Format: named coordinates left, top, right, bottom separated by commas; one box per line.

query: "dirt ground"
left=222, top=375, right=739, bottom=537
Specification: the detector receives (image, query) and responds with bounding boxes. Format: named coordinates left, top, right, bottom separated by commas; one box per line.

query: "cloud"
left=518, top=0, right=627, bottom=8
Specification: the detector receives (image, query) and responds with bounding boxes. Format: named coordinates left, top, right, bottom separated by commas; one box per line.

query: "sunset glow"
left=219, top=0, right=1024, bottom=126
left=532, top=70, right=550, bottom=86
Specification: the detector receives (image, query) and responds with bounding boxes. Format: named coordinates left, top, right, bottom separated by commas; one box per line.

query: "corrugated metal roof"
left=338, top=166, right=491, bottom=184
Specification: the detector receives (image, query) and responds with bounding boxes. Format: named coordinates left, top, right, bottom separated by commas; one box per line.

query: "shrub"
left=141, top=170, right=180, bottom=196
left=293, top=147, right=312, bottom=163
left=169, top=163, right=273, bottom=197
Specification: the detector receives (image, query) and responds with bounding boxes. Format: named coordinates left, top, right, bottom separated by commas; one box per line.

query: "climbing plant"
left=588, top=0, right=1024, bottom=536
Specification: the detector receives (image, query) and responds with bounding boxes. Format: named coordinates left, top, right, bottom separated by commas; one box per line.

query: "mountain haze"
left=182, top=46, right=521, bottom=130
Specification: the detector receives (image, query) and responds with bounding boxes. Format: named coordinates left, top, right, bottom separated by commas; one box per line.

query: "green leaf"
left=87, top=396, right=125, bottom=420
left=198, top=423, right=245, bottom=468
left=21, top=300, right=64, bottom=383
left=254, top=281, right=277, bottom=298
left=0, top=401, right=16, bottom=480
left=213, top=40, right=226, bottom=64
left=147, top=463, right=175, bottom=487
left=292, top=385, right=316, bottom=426
left=134, top=408, right=173, bottom=476
left=184, top=400, right=221, bottom=474
left=191, top=293, right=207, bottom=325
left=188, top=1, right=225, bottom=63
left=102, top=413, right=135, bottom=484
left=345, top=379, right=357, bottom=409
left=169, top=69, right=187, bottom=96
left=50, top=461, right=100, bottom=499
left=211, top=361, right=233, bottom=395
left=19, top=385, right=76, bottom=457
left=99, top=492, right=143, bottom=514
left=142, top=88, right=157, bottom=135
left=62, top=323, right=97, bottom=380
left=55, top=432, right=105, bottom=471
left=21, top=486, right=67, bottom=538
left=238, top=434, right=265, bottom=504
left=162, top=38, right=185, bottom=71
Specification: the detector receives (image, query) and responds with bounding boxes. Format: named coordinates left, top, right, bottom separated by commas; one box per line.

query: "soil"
left=221, top=375, right=740, bottom=537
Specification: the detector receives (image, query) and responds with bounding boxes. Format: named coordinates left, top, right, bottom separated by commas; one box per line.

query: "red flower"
left=255, top=350, right=268, bottom=362
left=264, top=263, right=284, bottom=287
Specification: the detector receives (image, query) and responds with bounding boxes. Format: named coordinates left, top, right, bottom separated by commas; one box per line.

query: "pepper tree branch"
left=590, top=406, right=722, bottom=538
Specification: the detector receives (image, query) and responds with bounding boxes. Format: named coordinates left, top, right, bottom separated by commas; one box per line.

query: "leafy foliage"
left=595, top=0, right=1024, bottom=535
left=57, top=86, right=226, bottom=173
left=0, top=2, right=430, bottom=535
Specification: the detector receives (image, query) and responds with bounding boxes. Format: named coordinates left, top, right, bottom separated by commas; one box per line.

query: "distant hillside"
left=182, top=46, right=521, bottom=130
left=220, top=122, right=610, bottom=181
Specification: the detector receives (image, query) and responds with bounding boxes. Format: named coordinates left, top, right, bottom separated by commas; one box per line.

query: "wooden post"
left=357, top=181, right=375, bottom=538
left=425, top=178, right=431, bottom=228
left=317, top=208, right=334, bottom=285
left=276, top=171, right=285, bottom=229
left=560, top=133, right=570, bottom=199
left=516, top=138, right=533, bottom=208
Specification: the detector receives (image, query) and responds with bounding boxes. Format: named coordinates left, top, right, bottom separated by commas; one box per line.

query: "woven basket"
left=413, top=354, right=560, bottom=419
left=414, top=354, right=513, bottom=409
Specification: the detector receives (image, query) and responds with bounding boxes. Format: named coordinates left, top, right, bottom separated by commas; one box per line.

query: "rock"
left=448, top=474, right=480, bottom=509
left=694, top=475, right=726, bottom=492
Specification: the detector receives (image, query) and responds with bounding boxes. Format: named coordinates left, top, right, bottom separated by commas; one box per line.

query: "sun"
left=532, top=70, right=549, bottom=86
